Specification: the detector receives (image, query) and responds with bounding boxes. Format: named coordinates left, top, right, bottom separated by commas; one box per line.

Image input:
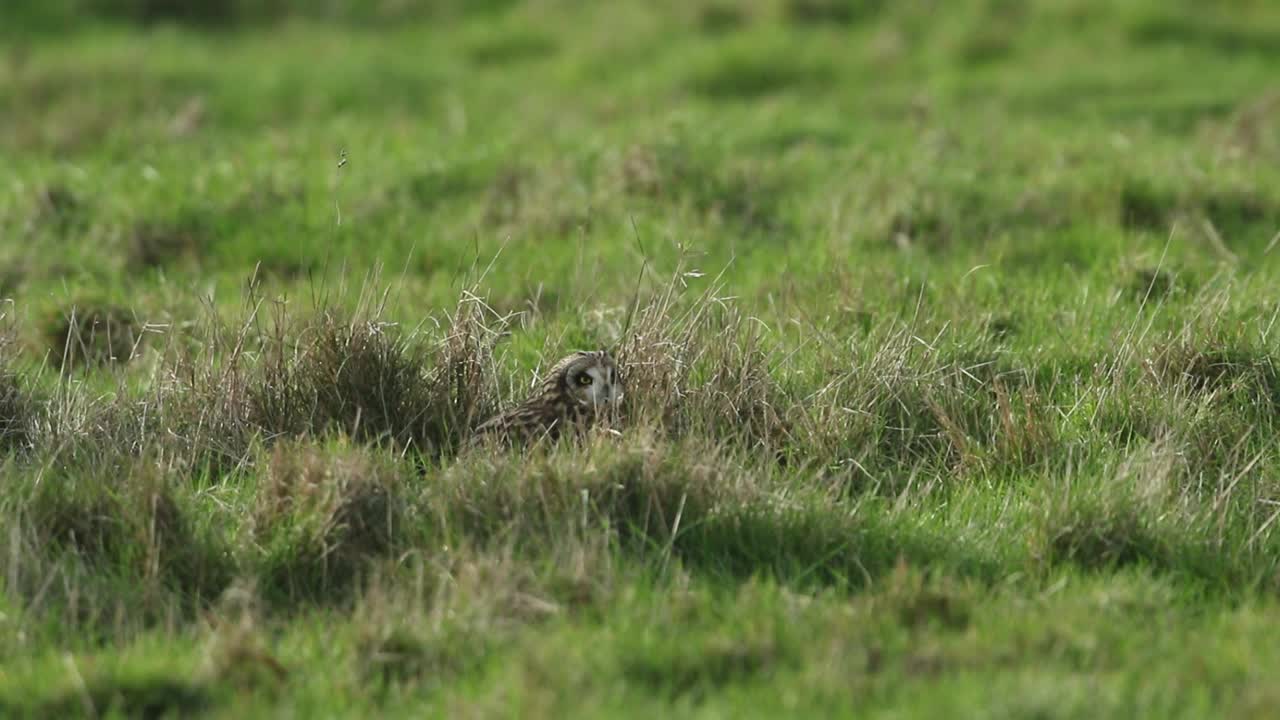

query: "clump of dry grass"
left=441, top=428, right=784, bottom=559
left=30, top=183, right=86, bottom=237
left=1028, top=447, right=1195, bottom=576
left=351, top=548, right=589, bottom=690
left=416, top=293, right=502, bottom=449
left=0, top=323, right=35, bottom=453
left=251, top=439, right=406, bottom=601
left=876, top=559, right=973, bottom=631
left=781, top=323, right=1054, bottom=486
left=1146, top=339, right=1280, bottom=409
left=348, top=527, right=630, bottom=691
left=128, top=218, right=208, bottom=270
left=476, top=160, right=596, bottom=238
left=199, top=581, right=289, bottom=692
left=1089, top=316, right=1280, bottom=489
left=615, top=267, right=792, bottom=455
left=248, top=286, right=501, bottom=455
left=44, top=300, right=144, bottom=369
left=1040, top=494, right=1163, bottom=570
left=25, top=470, right=124, bottom=561
left=57, top=280, right=504, bottom=478
left=611, top=263, right=1058, bottom=483
left=1, top=452, right=234, bottom=636
left=614, top=140, right=786, bottom=234
left=250, top=309, right=433, bottom=445
left=0, top=372, right=31, bottom=452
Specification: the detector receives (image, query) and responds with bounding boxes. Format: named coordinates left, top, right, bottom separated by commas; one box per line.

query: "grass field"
left=4, top=0, right=1280, bottom=716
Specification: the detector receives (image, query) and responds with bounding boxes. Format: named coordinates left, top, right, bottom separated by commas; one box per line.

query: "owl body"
left=474, top=350, right=623, bottom=443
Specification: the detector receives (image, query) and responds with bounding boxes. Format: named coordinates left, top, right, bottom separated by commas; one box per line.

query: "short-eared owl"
left=474, top=350, right=623, bottom=442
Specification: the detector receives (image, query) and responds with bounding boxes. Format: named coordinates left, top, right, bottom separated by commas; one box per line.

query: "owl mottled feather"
left=474, top=350, right=623, bottom=443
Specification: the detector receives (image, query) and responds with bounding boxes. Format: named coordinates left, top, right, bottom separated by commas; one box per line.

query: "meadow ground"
left=3, top=0, right=1280, bottom=716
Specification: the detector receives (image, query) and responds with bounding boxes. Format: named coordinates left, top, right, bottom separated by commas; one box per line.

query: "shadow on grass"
left=667, top=504, right=1002, bottom=590
left=22, top=676, right=211, bottom=719
left=688, top=52, right=836, bottom=101
left=1130, top=15, right=1280, bottom=57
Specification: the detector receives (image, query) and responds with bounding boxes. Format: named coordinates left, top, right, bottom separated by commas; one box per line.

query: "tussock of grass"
left=447, top=432, right=781, bottom=552
left=1025, top=437, right=1280, bottom=589
left=1086, top=327, right=1280, bottom=488
left=249, top=309, right=436, bottom=446
left=475, top=160, right=597, bottom=237
left=616, top=274, right=791, bottom=452
left=1126, top=266, right=1191, bottom=302
left=1037, top=488, right=1170, bottom=572
left=877, top=559, right=973, bottom=630
left=1, top=453, right=234, bottom=640
left=97, top=0, right=243, bottom=26
left=252, top=440, right=405, bottom=602
left=199, top=581, right=289, bottom=692
left=624, top=631, right=782, bottom=699
left=75, top=286, right=503, bottom=474
left=1119, top=178, right=1178, bottom=233
left=1119, top=177, right=1280, bottom=250
left=616, top=141, right=788, bottom=234
left=0, top=371, right=30, bottom=452
left=402, top=165, right=492, bottom=212
left=615, top=581, right=801, bottom=700
left=1149, top=341, right=1280, bottom=405
left=128, top=218, right=208, bottom=270
left=874, top=176, right=1086, bottom=252
left=34, top=674, right=210, bottom=719
left=444, top=427, right=997, bottom=587
left=32, top=183, right=85, bottom=235
left=352, top=567, right=500, bottom=690
left=44, top=301, right=144, bottom=369
left=784, top=327, right=1054, bottom=483
left=0, top=327, right=35, bottom=453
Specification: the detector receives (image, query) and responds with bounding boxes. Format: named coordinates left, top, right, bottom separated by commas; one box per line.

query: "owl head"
left=548, top=350, right=623, bottom=411
left=472, top=349, right=625, bottom=444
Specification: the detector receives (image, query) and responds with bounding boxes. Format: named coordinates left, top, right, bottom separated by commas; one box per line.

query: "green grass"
left=4, top=0, right=1280, bottom=716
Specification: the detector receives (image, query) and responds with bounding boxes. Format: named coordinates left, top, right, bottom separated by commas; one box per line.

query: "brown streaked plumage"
left=474, top=350, right=623, bottom=443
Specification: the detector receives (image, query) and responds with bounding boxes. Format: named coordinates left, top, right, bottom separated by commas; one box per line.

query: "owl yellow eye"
left=578, top=373, right=593, bottom=386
